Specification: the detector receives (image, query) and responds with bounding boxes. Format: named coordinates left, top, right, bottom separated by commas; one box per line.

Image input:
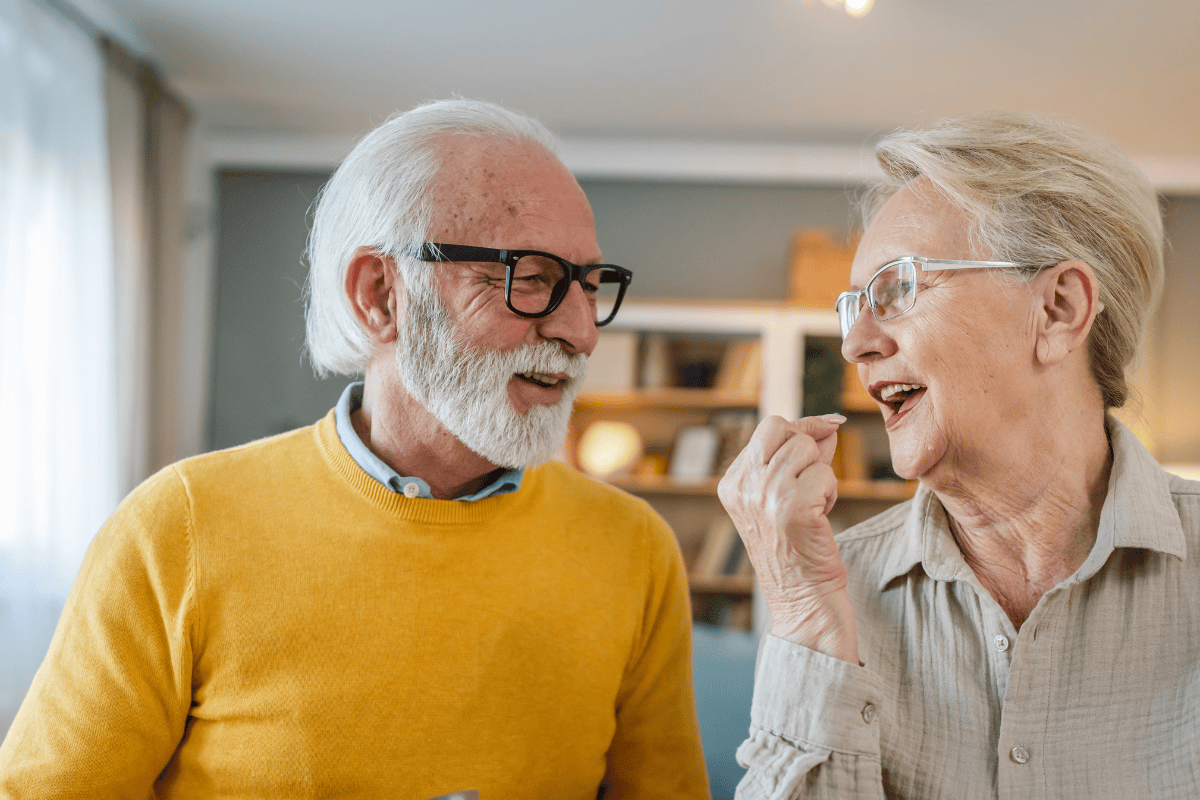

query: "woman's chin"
left=885, top=442, right=936, bottom=482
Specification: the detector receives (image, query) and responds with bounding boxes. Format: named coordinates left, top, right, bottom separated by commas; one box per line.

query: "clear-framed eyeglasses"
left=404, top=243, right=633, bottom=326
left=835, top=256, right=1020, bottom=339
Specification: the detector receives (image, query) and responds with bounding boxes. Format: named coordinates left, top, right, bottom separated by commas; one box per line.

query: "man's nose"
left=537, top=279, right=599, bottom=356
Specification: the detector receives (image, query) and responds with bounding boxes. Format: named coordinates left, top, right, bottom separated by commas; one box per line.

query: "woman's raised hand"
left=717, top=414, right=859, bottom=664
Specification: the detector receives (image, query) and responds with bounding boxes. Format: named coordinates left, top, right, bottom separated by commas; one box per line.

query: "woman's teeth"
left=883, top=383, right=916, bottom=402
left=880, top=383, right=924, bottom=403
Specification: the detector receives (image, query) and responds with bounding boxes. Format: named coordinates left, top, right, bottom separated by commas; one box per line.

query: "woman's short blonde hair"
left=862, top=112, right=1164, bottom=409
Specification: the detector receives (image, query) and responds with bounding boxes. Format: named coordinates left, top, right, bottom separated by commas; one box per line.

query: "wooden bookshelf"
left=569, top=300, right=915, bottom=632
left=688, top=575, right=754, bottom=594
left=607, top=475, right=721, bottom=496
left=839, top=479, right=917, bottom=501
left=575, top=388, right=758, bottom=411
left=606, top=475, right=916, bottom=502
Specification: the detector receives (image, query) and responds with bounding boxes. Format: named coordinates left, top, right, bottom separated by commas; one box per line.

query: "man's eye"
left=514, top=273, right=556, bottom=287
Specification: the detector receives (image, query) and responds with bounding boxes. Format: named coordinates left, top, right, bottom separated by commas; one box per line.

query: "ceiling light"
left=844, top=0, right=873, bottom=17
left=805, top=0, right=874, bottom=17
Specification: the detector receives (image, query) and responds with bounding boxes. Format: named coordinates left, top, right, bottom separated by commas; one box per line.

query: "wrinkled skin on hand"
left=717, top=414, right=860, bottom=663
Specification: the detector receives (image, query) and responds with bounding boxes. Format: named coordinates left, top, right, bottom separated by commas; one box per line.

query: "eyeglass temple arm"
left=915, top=258, right=1020, bottom=271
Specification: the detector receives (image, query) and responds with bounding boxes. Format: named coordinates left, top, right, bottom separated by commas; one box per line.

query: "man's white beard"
left=397, top=282, right=587, bottom=470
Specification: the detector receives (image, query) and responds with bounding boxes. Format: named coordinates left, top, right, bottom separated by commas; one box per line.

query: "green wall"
left=209, top=171, right=345, bottom=452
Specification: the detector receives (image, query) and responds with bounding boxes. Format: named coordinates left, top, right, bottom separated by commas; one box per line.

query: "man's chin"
left=451, top=403, right=573, bottom=471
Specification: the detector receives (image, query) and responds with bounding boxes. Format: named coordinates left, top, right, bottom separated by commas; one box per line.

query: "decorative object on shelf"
left=712, top=410, right=758, bottom=479
left=713, top=338, right=763, bottom=397
left=669, top=425, right=720, bottom=483
left=579, top=330, right=637, bottom=394
left=638, top=332, right=670, bottom=390
left=832, top=425, right=868, bottom=482
left=633, top=452, right=670, bottom=479
left=790, top=229, right=857, bottom=310
left=802, top=335, right=843, bottom=417
left=577, top=421, right=643, bottom=478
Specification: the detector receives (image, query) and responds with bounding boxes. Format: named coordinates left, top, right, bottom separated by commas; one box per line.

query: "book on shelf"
left=833, top=424, right=868, bottom=482
left=713, top=338, right=762, bottom=396
left=692, top=516, right=752, bottom=579
left=639, top=332, right=670, bottom=390
left=712, top=410, right=758, bottom=479
left=579, top=329, right=638, bottom=394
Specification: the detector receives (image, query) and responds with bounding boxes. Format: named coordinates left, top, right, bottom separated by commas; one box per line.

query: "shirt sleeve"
left=735, top=635, right=886, bottom=800
left=0, top=467, right=195, bottom=798
left=602, top=512, right=711, bottom=799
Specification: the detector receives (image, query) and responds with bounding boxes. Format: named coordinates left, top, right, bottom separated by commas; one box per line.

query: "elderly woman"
left=719, top=112, right=1200, bottom=799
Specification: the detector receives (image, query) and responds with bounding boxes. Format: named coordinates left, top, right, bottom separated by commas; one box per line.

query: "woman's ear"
left=344, top=247, right=400, bottom=345
left=1033, top=259, right=1102, bottom=365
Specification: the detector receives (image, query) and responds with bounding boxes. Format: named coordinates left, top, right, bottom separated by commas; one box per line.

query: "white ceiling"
left=89, top=0, right=1200, bottom=175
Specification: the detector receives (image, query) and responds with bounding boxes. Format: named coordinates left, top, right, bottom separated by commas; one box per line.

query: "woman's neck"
left=927, top=409, right=1112, bottom=629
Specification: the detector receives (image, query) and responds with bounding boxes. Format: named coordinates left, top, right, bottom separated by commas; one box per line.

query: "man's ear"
left=344, top=246, right=400, bottom=345
left=1033, top=259, right=1101, bottom=366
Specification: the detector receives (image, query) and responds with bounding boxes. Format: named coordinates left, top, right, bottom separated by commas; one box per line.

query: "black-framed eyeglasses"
left=404, top=243, right=633, bottom=326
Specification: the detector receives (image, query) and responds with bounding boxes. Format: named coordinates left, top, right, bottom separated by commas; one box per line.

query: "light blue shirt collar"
left=333, top=382, right=524, bottom=501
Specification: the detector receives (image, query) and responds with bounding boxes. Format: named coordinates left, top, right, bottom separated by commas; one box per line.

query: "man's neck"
left=354, top=373, right=506, bottom=500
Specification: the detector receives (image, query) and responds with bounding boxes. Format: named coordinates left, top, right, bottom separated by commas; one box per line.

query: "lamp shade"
left=578, top=421, right=643, bottom=477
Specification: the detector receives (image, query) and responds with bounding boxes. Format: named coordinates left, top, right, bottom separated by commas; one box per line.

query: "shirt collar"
left=875, top=414, right=1186, bottom=591
left=333, top=382, right=524, bottom=501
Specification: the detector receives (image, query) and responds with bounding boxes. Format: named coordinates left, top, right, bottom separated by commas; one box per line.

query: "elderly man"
left=0, top=100, right=708, bottom=798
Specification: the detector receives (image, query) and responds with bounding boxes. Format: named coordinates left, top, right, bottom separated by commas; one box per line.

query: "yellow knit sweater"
left=0, top=412, right=708, bottom=799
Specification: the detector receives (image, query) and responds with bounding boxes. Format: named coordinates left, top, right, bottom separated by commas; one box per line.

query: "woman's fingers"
left=793, top=413, right=845, bottom=467
left=717, top=413, right=859, bottom=661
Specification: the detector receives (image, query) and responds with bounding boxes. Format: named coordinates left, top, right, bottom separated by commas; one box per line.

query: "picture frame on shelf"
left=669, top=425, right=720, bottom=483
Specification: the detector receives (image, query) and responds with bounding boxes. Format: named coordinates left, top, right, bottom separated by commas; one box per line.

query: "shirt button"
left=861, top=703, right=876, bottom=724
left=1011, top=746, right=1030, bottom=764
left=994, top=635, right=1010, bottom=652
left=402, top=482, right=420, bottom=498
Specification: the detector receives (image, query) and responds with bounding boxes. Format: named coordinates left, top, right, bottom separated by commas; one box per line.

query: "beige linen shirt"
left=737, top=418, right=1200, bottom=799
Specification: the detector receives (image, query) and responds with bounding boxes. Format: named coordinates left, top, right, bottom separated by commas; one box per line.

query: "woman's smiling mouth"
left=873, top=382, right=927, bottom=418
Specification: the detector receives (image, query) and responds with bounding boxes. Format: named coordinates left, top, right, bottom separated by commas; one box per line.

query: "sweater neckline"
left=314, top=411, right=522, bottom=525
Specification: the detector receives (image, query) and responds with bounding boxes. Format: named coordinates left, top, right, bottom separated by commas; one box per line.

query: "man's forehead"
left=426, top=134, right=595, bottom=250
left=432, top=135, right=559, bottom=193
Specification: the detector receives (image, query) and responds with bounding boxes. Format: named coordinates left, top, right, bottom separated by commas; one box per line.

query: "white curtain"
left=0, top=0, right=118, bottom=734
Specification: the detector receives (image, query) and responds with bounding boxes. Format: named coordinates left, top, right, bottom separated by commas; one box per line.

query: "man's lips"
left=515, top=370, right=568, bottom=388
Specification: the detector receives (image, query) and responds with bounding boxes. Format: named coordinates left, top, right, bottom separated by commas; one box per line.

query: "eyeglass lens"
left=837, top=261, right=917, bottom=338
left=871, top=261, right=916, bottom=321
left=509, top=255, right=625, bottom=322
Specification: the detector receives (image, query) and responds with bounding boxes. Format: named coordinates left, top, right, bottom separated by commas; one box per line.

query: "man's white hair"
left=304, top=99, right=560, bottom=376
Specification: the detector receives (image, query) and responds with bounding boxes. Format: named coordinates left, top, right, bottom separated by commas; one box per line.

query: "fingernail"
left=820, top=413, right=847, bottom=424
